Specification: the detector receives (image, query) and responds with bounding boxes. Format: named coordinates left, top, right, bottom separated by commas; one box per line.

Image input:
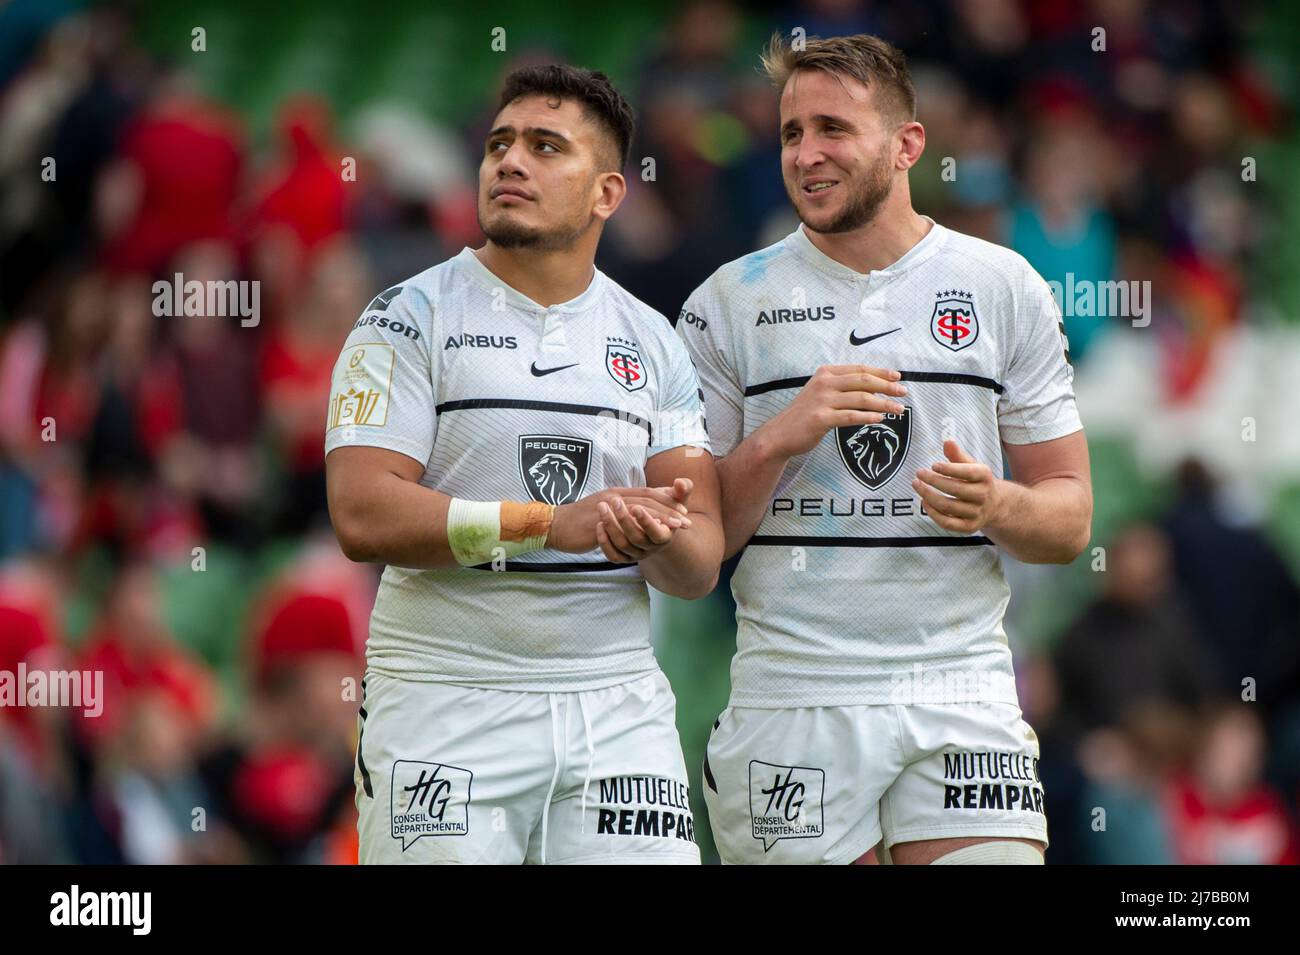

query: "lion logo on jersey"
left=847, top=425, right=900, bottom=482
left=518, top=436, right=593, bottom=505
left=835, top=407, right=911, bottom=490
left=528, top=454, right=580, bottom=505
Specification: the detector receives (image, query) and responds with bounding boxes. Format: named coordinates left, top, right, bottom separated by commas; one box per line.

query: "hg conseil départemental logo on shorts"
left=749, top=760, right=826, bottom=852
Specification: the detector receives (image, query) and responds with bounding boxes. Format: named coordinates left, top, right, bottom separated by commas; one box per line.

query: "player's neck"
left=474, top=242, right=597, bottom=308
left=802, top=201, right=931, bottom=276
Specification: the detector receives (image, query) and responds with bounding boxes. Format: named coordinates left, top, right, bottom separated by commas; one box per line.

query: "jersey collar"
left=456, top=247, right=607, bottom=314
left=786, top=215, right=947, bottom=281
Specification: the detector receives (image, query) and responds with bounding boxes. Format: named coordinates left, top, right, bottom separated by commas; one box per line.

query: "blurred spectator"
left=0, top=717, right=69, bottom=862
left=95, top=688, right=241, bottom=864
left=0, top=560, right=67, bottom=770
left=604, top=0, right=757, bottom=316
left=637, top=0, right=742, bottom=116
left=1073, top=703, right=1193, bottom=864
left=196, top=547, right=366, bottom=863
left=0, top=13, right=93, bottom=313
left=1006, top=114, right=1117, bottom=364
left=1165, top=704, right=1299, bottom=865
left=1160, top=459, right=1300, bottom=710
left=260, top=238, right=371, bottom=537
left=0, top=559, right=71, bottom=861
left=0, top=604, right=60, bottom=766
left=43, top=9, right=151, bottom=273
left=78, top=275, right=200, bottom=561
left=97, top=69, right=243, bottom=275
left=249, top=98, right=349, bottom=258
left=350, top=103, right=474, bottom=281
left=73, top=561, right=216, bottom=751
left=0, top=269, right=105, bottom=556
left=1051, top=523, right=1219, bottom=742
left=164, top=240, right=263, bottom=548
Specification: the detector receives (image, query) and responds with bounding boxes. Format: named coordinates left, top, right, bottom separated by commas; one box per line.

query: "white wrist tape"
left=446, top=498, right=553, bottom=567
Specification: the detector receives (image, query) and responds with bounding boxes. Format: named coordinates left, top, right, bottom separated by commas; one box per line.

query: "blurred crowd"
left=1021, top=460, right=1300, bottom=863
left=0, top=0, right=1296, bottom=863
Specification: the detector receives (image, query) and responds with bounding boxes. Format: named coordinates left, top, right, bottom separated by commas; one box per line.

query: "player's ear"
left=896, top=120, right=925, bottom=170
left=592, top=170, right=627, bottom=222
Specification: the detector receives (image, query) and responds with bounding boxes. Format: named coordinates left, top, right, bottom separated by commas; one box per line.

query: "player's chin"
left=482, top=206, right=535, bottom=231
left=481, top=210, right=546, bottom=247
left=796, top=207, right=844, bottom=234
left=793, top=196, right=847, bottom=233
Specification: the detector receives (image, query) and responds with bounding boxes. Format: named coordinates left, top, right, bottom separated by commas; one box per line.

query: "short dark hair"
left=496, top=64, right=635, bottom=171
left=762, top=32, right=916, bottom=125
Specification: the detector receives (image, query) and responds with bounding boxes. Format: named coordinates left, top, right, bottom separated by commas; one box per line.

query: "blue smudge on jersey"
left=739, top=246, right=784, bottom=285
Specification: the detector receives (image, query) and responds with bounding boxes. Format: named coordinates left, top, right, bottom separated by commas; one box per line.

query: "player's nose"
left=495, top=142, right=531, bottom=179
left=792, top=139, right=826, bottom=171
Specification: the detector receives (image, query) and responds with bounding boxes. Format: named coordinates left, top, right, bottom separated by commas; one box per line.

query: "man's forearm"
left=985, top=477, right=1092, bottom=564
left=640, top=514, right=725, bottom=599
left=329, top=449, right=689, bottom=569
left=330, top=471, right=461, bottom=569
left=715, top=427, right=790, bottom=559
left=333, top=480, right=568, bottom=569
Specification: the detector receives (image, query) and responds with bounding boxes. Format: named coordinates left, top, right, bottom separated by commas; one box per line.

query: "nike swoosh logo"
left=530, top=362, right=580, bottom=377
left=849, top=327, right=902, bottom=346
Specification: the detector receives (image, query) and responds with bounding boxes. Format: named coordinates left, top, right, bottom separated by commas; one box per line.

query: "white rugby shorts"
left=702, top=701, right=1048, bottom=864
left=356, top=669, right=700, bottom=864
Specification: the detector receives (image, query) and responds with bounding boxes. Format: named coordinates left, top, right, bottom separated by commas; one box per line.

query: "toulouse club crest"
left=836, top=407, right=912, bottom=490
left=605, top=338, right=647, bottom=392
left=931, top=292, right=979, bottom=352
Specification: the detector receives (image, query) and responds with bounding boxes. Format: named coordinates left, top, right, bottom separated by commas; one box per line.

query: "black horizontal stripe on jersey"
left=744, top=375, right=812, bottom=397
left=463, top=560, right=635, bottom=572
left=747, top=534, right=994, bottom=548
left=435, top=398, right=653, bottom=441
left=743, top=370, right=1004, bottom=397
left=900, top=371, right=1004, bottom=394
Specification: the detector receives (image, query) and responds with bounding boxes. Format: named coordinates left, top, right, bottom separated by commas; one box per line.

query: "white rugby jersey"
left=325, top=248, right=710, bottom=691
left=678, top=218, right=1081, bottom=707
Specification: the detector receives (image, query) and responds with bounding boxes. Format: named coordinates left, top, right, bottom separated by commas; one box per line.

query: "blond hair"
left=761, top=32, right=916, bottom=124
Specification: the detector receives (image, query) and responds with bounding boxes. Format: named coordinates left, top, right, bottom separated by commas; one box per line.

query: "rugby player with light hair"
left=675, top=33, right=1091, bottom=865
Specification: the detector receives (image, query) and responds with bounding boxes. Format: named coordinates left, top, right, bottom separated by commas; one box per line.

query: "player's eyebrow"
left=487, top=125, right=573, bottom=145
left=781, top=114, right=857, bottom=137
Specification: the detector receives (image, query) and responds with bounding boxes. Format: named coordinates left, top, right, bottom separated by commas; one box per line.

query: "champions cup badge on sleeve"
left=328, top=344, right=394, bottom=429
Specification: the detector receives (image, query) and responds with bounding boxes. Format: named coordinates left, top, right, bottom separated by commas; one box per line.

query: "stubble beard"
left=793, top=147, right=895, bottom=235
left=480, top=214, right=589, bottom=251
left=478, top=186, right=593, bottom=252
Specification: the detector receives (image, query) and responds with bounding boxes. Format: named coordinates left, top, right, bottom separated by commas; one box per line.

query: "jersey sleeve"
left=675, top=278, right=744, bottom=457
left=324, top=286, right=437, bottom=466
left=996, top=268, right=1083, bottom=445
left=647, top=329, right=712, bottom=457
